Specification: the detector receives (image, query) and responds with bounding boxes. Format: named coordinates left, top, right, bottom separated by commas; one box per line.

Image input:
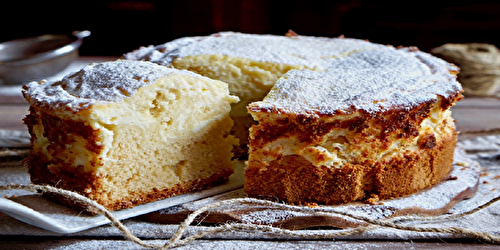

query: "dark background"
left=2, top=0, right=500, bottom=56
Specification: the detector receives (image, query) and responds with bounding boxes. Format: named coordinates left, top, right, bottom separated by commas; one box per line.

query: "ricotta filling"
left=257, top=104, right=455, bottom=168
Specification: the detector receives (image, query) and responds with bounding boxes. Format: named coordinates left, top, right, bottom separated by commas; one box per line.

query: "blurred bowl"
left=0, top=30, right=90, bottom=85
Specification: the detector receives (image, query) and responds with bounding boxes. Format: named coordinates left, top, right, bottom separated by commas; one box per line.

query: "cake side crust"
left=244, top=131, right=457, bottom=205
left=27, top=150, right=232, bottom=213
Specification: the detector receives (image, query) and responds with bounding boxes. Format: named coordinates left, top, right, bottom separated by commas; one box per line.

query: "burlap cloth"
left=0, top=131, right=499, bottom=247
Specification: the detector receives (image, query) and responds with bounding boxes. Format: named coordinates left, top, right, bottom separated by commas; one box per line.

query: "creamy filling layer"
left=252, top=101, right=455, bottom=168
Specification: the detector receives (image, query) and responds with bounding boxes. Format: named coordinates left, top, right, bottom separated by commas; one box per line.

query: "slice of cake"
left=245, top=47, right=463, bottom=204
left=22, top=60, right=239, bottom=212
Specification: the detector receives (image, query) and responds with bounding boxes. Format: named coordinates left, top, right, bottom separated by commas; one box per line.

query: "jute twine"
left=431, top=43, right=500, bottom=97
left=1, top=184, right=499, bottom=249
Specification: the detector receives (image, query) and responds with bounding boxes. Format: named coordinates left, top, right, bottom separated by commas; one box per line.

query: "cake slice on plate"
left=22, top=60, right=239, bottom=212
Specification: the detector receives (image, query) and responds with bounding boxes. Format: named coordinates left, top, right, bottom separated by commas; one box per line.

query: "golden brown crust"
left=36, top=169, right=231, bottom=214
left=244, top=131, right=457, bottom=205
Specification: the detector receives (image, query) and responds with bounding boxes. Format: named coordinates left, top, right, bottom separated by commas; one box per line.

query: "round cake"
left=125, top=32, right=463, bottom=205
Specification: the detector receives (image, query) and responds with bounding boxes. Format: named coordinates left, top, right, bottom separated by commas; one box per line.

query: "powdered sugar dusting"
left=124, top=36, right=205, bottom=65
left=124, top=32, right=462, bottom=115
left=239, top=209, right=302, bottom=224
left=124, top=32, right=384, bottom=68
left=251, top=47, right=462, bottom=115
left=23, top=60, right=198, bottom=111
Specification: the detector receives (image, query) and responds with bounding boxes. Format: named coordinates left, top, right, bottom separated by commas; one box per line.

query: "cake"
left=126, top=32, right=463, bottom=205
left=22, top=60, right=239, bottom=212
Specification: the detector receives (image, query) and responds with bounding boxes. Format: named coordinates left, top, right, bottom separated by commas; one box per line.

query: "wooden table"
left=0, top=57, right=499, bottom=249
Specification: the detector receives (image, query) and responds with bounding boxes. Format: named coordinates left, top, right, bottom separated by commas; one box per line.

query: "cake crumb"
left=285, top=30, right=299, bottom=37
left=305, top=202, right=319, bottom=208
left=366, top=194, right=380, bottom=205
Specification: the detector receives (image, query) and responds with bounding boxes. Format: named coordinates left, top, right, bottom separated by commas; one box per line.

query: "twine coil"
left=1, top=184, right=499, bottom=249
left=431, top=43, right=500, bottom=97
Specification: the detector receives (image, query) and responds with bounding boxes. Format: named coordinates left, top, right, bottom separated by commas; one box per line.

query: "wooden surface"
left=0, top=57, right=499, bottom=249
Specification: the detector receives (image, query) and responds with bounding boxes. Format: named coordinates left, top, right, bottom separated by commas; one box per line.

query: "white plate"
left=0, top=162, right=244, bottom=233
